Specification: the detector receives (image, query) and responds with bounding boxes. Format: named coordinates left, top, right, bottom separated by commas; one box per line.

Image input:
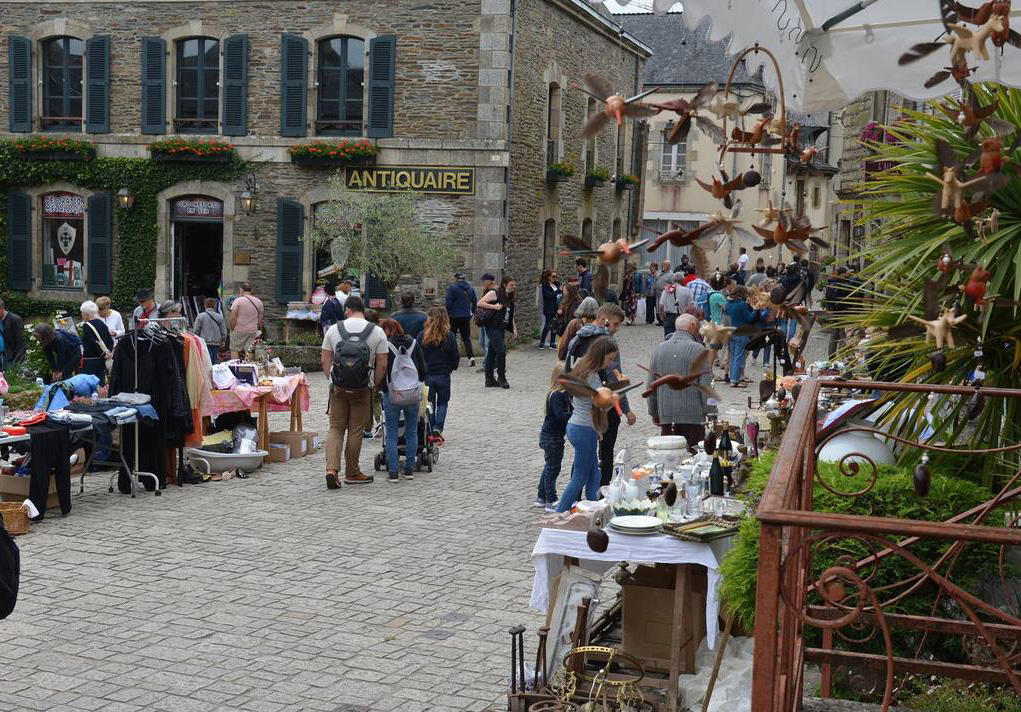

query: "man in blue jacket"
left=444, top=272, right=477, bottom=367
left=575, top=258, right=593, bottom=297
left=392, top=292, right=427, bottom=340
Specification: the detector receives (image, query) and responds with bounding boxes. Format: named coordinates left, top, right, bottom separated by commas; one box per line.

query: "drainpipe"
left=502, top=0, right=517, bottom=279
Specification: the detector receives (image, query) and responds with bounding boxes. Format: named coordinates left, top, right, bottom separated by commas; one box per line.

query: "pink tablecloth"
left=209, top=373, right=310, bottom=418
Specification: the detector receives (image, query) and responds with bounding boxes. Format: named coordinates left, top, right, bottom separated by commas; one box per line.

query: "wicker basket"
left=0, top=502, right=31, bottom=536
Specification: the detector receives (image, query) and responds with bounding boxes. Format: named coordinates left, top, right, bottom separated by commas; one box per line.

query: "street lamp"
left=116, top=187, right=134, bottom=209
left=239, top=190, right=255, bottom=215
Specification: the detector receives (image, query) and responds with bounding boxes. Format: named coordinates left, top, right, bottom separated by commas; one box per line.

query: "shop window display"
left=42, top=192, right=85, bottom=289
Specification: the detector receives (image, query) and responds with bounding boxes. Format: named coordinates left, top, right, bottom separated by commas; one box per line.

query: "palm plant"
left=834, top=85, right=1021, bottom=487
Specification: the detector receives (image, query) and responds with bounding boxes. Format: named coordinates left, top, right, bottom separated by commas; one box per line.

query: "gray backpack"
left=330, top=322, right=376, bottom=390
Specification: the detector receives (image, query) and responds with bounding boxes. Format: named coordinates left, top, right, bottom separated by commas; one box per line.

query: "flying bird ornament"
left=569, top=74, right=660, bottom=139
left=637, top=351, right=721, bottom=402
left=694, top=167, right=761, bottom=209
left=649, top=82, right=724, bottom=145
left=557, top=373, right=642, bottom=417
left=954, top=1, right=1021, bottom=48
left=559, top=234, right=648, bottom=265
left=908, top=308, right=969, bottom=349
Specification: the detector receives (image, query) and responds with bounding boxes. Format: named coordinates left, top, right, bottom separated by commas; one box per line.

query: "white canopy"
left=590, top=1, right=1021, bottom=112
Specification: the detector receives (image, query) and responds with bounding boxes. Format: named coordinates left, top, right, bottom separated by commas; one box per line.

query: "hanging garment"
left=26, top=422, right=71, bottom=519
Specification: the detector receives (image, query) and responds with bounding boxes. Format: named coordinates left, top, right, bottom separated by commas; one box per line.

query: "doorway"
left=172, top=220, right=223, bottom=317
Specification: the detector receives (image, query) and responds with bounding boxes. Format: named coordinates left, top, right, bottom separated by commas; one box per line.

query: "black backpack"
left=0, top=518, right=20, bottom=620
left=330, top=322, right=377, bottom=390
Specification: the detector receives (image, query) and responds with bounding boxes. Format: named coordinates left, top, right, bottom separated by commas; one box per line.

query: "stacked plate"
left=608, top=515, right=662, bottom=536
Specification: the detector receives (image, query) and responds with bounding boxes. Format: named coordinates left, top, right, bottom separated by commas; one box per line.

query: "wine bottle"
left=709, top=456, right=725, bottom=496
left=718, top=428, right=734, bottom=491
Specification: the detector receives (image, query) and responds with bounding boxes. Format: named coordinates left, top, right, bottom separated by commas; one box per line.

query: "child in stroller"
left=373, top=385, right=440, bottom=474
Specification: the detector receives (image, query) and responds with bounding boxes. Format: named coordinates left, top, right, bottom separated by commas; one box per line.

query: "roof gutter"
left=556, top=0, right=654, bottom=56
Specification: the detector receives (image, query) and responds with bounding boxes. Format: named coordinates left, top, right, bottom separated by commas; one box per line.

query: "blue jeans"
left=207, top=345, right=219, bottom=363
left=537, top=433, right=565, bottom=503
left=729, top=334, right=750, bottom=384
left=480, top=326, right=489, bottom=360
left=426, top=373, right=450, bottom=432
left=382, top=393, right=420, bottom=474
left=780, top=318, right=797, bottom=340
left=557, top=424, right=601, bottom=512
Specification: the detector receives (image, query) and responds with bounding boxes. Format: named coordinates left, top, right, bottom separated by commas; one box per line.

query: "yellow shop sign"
left=344, top=165, right=476, bottom=195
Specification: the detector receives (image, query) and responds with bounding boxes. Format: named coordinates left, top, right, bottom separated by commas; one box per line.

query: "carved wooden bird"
left=938, top=89, right=1012, bottom=140
left=908, top=308, right=968, bottom=349
left=755, top=196, right=790, bottom=227
left=694, top=168, right=761, bottom=210
left=946, top=14, right=1007, bottom=64
left=636, top=350, right=721, bottom=402
left=646, top=222, right=720, bottom=253
left=649, top=82, right=724, bottom=145
left=924, top=61, right=976, bottom=89
left=954, top=1, right=1021, bottom=48
left=927, top=140, right=997, bottom=223
left=752, top=213, right=820, bottom=254
left=570, top=74, right=660, bottom=138
left=557, top=373, right=642, bottom=416
left=961, top=265, right=992, bottom=306
left=730, top=115, right=782, bottom=149
left=560, top=235, right=649, bottom=265
left=701, top=201, right=761, bottom=248
left=899, top=0, right=963, bottom=65
left=699, top=321, right=735, bottom=347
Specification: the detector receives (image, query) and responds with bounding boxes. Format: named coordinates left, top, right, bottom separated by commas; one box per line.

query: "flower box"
left=147, top=138, right=235, bottom=162
left=584, top=175, right=607, bottom=188
left=151, top=151, right=232, bottom=163
left=11, top=137, right=96, bottom=162
left=615, top=180, right=636, bottom=191
left=23, top=149, right=96, bottom=161
left=290, top=155, right=376, bottom=167
left=546, top=170, right=572, bottom=184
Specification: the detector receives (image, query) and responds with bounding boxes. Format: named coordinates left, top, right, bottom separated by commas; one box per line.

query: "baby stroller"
left=373, top=386, right=440, bottom=473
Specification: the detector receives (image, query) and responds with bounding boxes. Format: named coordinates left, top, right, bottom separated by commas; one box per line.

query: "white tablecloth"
left=530, top=527, right=732, bottom=650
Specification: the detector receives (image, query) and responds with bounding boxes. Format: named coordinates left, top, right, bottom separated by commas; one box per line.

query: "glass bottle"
left=709, top=456, right=725, bottom=497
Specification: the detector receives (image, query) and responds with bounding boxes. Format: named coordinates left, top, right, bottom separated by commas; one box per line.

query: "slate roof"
left=617, top=12, right=763, bottom=89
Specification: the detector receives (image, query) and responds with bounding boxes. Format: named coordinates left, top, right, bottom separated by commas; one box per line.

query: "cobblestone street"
left=0, top=322, right=823, bottom=712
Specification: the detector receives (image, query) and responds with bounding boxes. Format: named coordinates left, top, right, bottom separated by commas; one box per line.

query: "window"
left=546, top=83, right=561, bottom=167
left=42, top=37, right=84, bottom=130
left=543, top=219, right=557, bottom=270
left=795, top=178, right=806, bottom=216
left=317, top=35, right=365, bottom=136
left=812, top=185, right=821, bottom=209
left=758, top=150, right=773, bottom=188
left=41, top=192, right=86, bottom=289
left=176, top=37, right=219, bottom=133
left=585, top=98, right=597, bottom=174
left=582, top=218, right=593, bottom=246
left=660, top=131, right=685, bottom=182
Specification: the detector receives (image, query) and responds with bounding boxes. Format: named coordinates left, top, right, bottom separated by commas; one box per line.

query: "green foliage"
left=902, top=681, right=1021, bottom=711
left=146, top=137, right=234, bottom=157
left=547, top=162, right=575, bottom=177
left=287, top=139, right=378, bottom=161
left=586, top=166, right=611, bottom=181
left=720, top=452, right=1008, bottom=646
left=0, top=141, right=247, bottom=312
left=616, top=173, right=639, bottom=185
left=832, top=85, right=1021, bottom=484
left=12, top=136, right=95, bottom=158
left=308, top=174, right=460, bottom=293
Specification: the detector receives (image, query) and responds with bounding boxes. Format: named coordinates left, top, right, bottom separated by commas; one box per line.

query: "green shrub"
left=902, top=681, right=1021, bottom=712
left=720, top=451, right=1009, bottom=654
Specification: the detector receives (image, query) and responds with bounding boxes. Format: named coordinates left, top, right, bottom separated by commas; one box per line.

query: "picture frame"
left=545, top=566, right=602, bottom=675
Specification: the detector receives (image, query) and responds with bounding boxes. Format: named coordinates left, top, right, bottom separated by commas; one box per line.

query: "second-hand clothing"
left=646, top=330, right=711, bottom=426
left=26, top=422, right=72, bottom=520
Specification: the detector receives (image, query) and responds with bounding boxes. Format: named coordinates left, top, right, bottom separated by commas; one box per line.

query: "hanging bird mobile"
left=557, top=373, right=642, bottom=416
left=694, top=167, right=761, bottom=209
left=730, top=114, right=782, bottom=150
left=560, top=234, right=649, bottom=265
left=954, top=1, right=1021, bottom=48
left=927, top=140, right=1004, bottom=224
left=961, top=265, right=992, bottom=306
left=636, top=351, right=721, bottom=402
left=569, top=74, right=660, bottom=138
left=649, top=82, right=724, bottom=145
left=938, top=87, right=1013, bottom=140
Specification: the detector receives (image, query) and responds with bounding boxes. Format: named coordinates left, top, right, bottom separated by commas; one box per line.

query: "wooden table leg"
left=669, top=563, right=693, bottom=710
left=290, top=389, right=303, bottom=432
left=257, top=395, right=269, bottom=451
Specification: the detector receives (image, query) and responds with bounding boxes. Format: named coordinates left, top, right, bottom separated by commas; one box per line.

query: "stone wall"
left=507, top=0, right=647, bottom=329
left=0, top=0, right=480, bottom=140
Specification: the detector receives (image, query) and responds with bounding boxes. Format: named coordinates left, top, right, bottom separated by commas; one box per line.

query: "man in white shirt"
left=737, top=248, right=750, bottom=285
left=320, top=296, right=388, bottom=489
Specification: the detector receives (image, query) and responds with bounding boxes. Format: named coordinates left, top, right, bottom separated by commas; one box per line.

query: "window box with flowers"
left=148, top=138, right=235, bottom=162
left=584, top=167, right=611, bottom=189
left=614, top=173, right=640, bottom=191
left=288, top=139, right=379, bottom=167
left=13, top=136, right=96, bottom=162
left=545, top=162, right=575, bottom=185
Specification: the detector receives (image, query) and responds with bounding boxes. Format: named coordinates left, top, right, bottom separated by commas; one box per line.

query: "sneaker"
left=498, top=379, right=510, bottom=389
left=469, top=358, right=476, bottom=367
left=325, top=472, right=341, bottom=490
left=536, top=343, right=547, bottom=350
left=388, top=472, right=399, bottom=483
left=533, top=497, right=546, bottom=508
left=402, top=471, right=415, bottom=481
left=485, top=379, right=500, bottom=388
left=544, top=504, right=559, bottom=513
left=344, top=472, right=374, bottom=485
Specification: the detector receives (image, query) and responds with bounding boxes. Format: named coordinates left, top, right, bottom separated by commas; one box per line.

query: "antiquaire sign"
left=344, top=165, right=475, bottom=195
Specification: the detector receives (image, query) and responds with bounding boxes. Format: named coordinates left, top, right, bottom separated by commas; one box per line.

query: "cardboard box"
left=621, top=565, right=707, bottom=666
left=270, top=431, right=307, bottom=458
left=304, top=431, right=320, bottom=452
left=0, top=447, right=85, bottom=510
left=266, top=443, right=290, bottom=463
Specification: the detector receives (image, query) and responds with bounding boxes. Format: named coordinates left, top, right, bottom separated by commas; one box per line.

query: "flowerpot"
left=584, top=176, right=607, bottom=188
left=546, top=170, right=571, bottom=185
left=615, top=181, right=636, bottom=191
left=291, top=155, right=375, bottom=167
left=151, top=151, right=232, bottom=163
left=22, top=149, right=95, bottom=161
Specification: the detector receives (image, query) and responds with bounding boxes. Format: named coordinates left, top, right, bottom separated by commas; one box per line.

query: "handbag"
left=473, top=305, right=493, bottom=328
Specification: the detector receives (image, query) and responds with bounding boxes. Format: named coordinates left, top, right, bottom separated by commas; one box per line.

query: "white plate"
left=609, top=525, right=661, bottom=536
left=609, top=515, right=662, bottom=530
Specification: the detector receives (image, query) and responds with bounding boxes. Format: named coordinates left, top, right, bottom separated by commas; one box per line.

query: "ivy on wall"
left=0, top=141, right=248, bottom=316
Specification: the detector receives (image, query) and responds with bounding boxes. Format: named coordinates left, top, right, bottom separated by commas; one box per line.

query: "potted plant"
left=11, top=136, right=96, bottom=161
left=584, top=166, right=611, bottom=189
left=288, top=139, right=379, bottom=167
left=614, top=173, right=640, bottom=191
left=545, top=162, right=575, bottom=185
left=148, top=137, right=234, bottom=162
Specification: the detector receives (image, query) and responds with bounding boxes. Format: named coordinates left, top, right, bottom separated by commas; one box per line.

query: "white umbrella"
left=590, top=1, right=1021, bottom=112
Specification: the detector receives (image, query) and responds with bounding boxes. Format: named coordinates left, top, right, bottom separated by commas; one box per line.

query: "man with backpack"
left=320, top=296, right=389, bottom=489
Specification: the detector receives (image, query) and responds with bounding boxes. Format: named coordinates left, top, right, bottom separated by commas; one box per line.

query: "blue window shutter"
left=140, top=36, right=166, bottom=135
left=87, top=192, right=113, bottom=295
left=8, top=36, right=32, bottom=133
left=222, top=34, right=248, bottom=136
left=276, top=198, right=305, bottom=302
left=85, top=35, right=111, bottom=134
left=6, top=192, right=31, bottom=290
left=280, top=34, right=307, bottom=137
left=367, top=35, right=396, bottom=139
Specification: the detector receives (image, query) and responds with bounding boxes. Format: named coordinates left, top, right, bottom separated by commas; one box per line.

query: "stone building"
left=621, top=12, right=839, bottom=273
left=0, top=0, right=648, bottom=331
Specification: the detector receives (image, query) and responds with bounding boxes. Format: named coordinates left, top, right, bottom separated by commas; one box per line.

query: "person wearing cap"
left=476, top=272, right=496, bottom=370
left=824, top=265, right=857, bottom=358
left=444, top=271, right=477, bottom=367
left=131, top=289, right=157, bottom=330
left=336, top=279, right=351, bottom=308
